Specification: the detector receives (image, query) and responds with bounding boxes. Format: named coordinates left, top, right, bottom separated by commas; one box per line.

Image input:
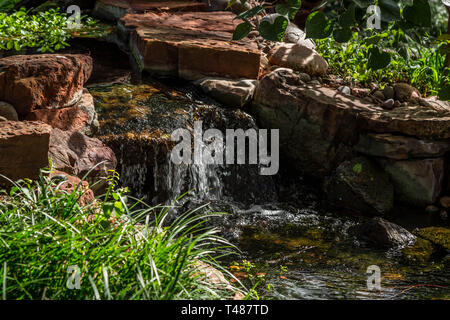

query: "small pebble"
left=298, top=73, right=311, bottom=83
left=381, top=99, right=395, bottom=110
left=338, top=86, right=351, bottom=95
left=383, top=85, right=395, bottom=100
left=309, top=80, right=321, bottom=85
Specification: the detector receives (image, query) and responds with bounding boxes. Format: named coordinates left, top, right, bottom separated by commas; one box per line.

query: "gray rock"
left=195, top=77, right=258, bottom=107
left=381, top=98, right=395, bottom=110
left=0, top=101, right=18, bottom=121
left=309, top=80, right=321, bottom=85
left=354, top=217, right=416, bottom=249
left=283, top=24, right=316, bottom=49
left=378, top=157, right=445, bottom=206
left=338, top=86, right=351, bottom=95
left=372, top=90, right=385, bottom=101
left=323, top=157, right=394, bottom=215
left=383, top=85, right=395, bottom=100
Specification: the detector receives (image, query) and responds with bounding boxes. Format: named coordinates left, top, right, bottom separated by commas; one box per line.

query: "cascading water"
left=88, top=78, right=450, bottom=300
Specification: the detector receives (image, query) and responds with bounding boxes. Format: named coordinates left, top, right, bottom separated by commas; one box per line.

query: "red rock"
left=121, top=12, right=261, bottom=80
left=94, top=0, right=206, bottom=20
left=49, top=128, right=117, bottom=186
left=50, top=170, right=95, bottom=206
left=0, top=54, right=93, bottom=116
left=0, top=121, right=51, bottom=184
left=25, top=90, right=98, bottom=135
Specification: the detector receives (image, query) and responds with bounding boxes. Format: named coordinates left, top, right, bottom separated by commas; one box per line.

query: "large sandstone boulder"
left=26, top=90, right=99, bottom=135
left=324, top=157, right=394, bottom=215
left=120, top=11, right=261, bottom=80
left=0, top=54, right=93, bottom=117
left=195, top=77, right=257, bottom=107
left=0, top=121, right=51, bottom=184
left=378, top=158, right=445, bottom=206
left=49, top=128, right=117, bottom=185
left=267, top=43, right=328, bottom=76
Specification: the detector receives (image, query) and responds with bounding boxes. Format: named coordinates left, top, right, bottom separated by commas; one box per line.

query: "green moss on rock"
left=415, top=227, right=450, bottom=250
left=401, top=238, right=435, bottom=265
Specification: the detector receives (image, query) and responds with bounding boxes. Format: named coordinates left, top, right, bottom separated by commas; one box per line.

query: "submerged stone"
left=324, top=157, right=394, bottom=215
left=401, top=238, right=435, bottom=265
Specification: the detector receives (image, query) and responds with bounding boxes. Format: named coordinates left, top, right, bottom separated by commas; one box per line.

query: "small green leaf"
left=233, top=22, right=252, bottom=40
left=353, top=163, right=363, bottom=174
left=338, top=5, right=356, bottom=28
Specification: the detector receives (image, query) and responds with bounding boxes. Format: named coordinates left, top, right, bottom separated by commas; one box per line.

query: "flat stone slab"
left=121, top=11, right=261, bottom=80
left=94, top=0, right=206, bottom=20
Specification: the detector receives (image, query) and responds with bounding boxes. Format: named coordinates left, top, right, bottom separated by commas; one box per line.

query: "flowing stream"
left=88, top=77, right=450, bottom=300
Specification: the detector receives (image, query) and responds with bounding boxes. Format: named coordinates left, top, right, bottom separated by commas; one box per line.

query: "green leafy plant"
left=0, top=168, right=245, bottom=300
left=0, top=7, right=106, bottom=53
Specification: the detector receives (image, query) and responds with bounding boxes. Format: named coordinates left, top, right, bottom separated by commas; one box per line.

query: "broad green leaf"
left=403, top=0, right=431, bottom=28
left=258, top=15, right=289, bottom=41
left=305, top=11, right=333, bottom=39
left=233, top=21, right=252, bottom=40
left=368, top=46, right=391, bottom=70
left=338, top=5, right=356, bottom=28
left=378, top=0, right=400, bottom=23
left=333, top=27, right=353, bottom=43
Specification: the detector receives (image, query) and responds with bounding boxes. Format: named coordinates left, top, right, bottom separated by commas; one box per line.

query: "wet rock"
left=372, top=90, right=385, bottom=101
left=49, top=170, right=95, bottom=206
left=354, top=217, right=416, bottom=248
left=338, top=86, right=351, bottom=95
left=0, top=121, right=51, bottom=184
left=0, top=54, right=92, bottom=117
left=440, top=196, right=450, bottom=208
left=267, top=43, right=328, bottom=76
left=401, top=238, right=435, bottom=265
left=355, top=133, right=450, bottom=160
left=120, top=12, right=260, bottom=80
left=195, top=77, right=257, bottom=107
left=378, top=158, right=444, bottom=206
left=394, top=83, right=420, bottom=102
left=25, top=90, right=99, bottom=135
left=414, top=227, right=450, bottom=250
left=0, top=101, right=18, bottom=121
left=323, top=157, right=394, bottom=215
left=381, top=99, right=395, bottom=110
left=383, top=85, right=395, bottom=100
left=49, top=128, right=117, bottom=186
left=425, top=205, right=440, bottom=215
